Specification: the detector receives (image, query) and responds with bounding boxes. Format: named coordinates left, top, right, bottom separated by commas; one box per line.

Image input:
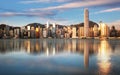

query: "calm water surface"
left=0, top=39, right=120, bottom=75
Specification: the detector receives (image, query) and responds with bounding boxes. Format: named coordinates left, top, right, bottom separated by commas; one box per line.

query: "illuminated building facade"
left=72, top=27, right=76, bottom=38
left=78, top=27, right=84, bottom=38
left=27, top=26, right=31, bottom=38
left=100, top=23, right=109, bottom=37
left=93, top=25, right=99, bottom=37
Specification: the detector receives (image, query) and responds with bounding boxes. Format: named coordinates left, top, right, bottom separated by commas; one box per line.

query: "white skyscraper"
left=53, top=23, right=56, bottom=28
left=52, top=23, right=56, bottom=33
left=46, top=21, right=49, bottom=28
left=84, top=8, right=89, bottom=37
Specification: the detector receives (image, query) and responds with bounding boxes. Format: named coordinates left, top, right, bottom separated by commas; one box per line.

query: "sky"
left=0, top=0, right=120, bottom=27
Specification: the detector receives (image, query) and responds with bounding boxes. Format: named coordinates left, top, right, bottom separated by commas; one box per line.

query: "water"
left=0, top=39, right=120, bottom=75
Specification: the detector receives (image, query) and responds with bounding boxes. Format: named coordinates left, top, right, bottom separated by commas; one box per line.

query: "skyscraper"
left=46, top=21, right=49, bottom=28
left=84, top=8, right=89, bottom=38
left=100, top=22, right=109, bottom=37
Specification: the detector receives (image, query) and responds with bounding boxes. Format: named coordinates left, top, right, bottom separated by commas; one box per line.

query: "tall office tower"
left=53, top=23, right=55, bottom=28
left=16, top=28, right=20, bottom=37
left=21, top=26, right=25, bottom=38
left=81, top=27, right=84, bottom=37
left=84, top=8, right=89, bottom=38
left=31, top=26, right=35, bottom=38
left=14, top=29, right=17, bottom=36
left=100, top=22, right=109, bottom=37
left=52, top=23, right=56, bottom=33
left=93, top=25, right=99, bottom=37
left=6, top=25, right=9, bottom=36
left=46, top=21, right=49, bottom=28
left=43, top=28, right=47, bottom=38
left=72, top=27, right=76, bottom=38
left=9, top=30, right=14, bottom=38
left=52, top=23, right=56, bottom=38
left=27, top=26, right=31, bottom=38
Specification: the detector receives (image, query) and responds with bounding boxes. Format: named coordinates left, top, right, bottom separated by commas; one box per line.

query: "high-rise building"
left=35, top=27, right=39, bottom=38
left=16, top=28, right=20, bottom=37
left=14, top=27, right=20, bottom=38
left=31, top=26, right=35, bottom=38
left=27, top=26, right=31, bottom=38
left=6, top=25, right=9, bottom=36
left=53, top=23, right=55, bottom=28
left=43, top=28, right=47, bottom=38
left=78, top=27, right=84, bottom=38
left=93, top=25, right=99, bottom=37
left=9, top=30, right=14, bottom=38
left=84, top=8, right=89, bottom=38
left=46, top=21, right=49, bottom=28
left=100, top=22, right=109, bottom=37
left=52, top=23, right=56, bottom=38
left=20, top=26, right=25, bottom=38
left=72, top=27, right=76, bottom=38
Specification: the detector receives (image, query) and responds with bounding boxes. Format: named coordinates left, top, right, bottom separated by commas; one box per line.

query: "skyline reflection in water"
left=97, top=40, right=112, bottom=75
left=0, top=39, right=120, bottom=75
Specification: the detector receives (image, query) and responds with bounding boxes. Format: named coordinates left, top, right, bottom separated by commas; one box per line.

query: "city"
left=0, top=0, right=120, bottom=75
left=0, top=9, right=119, bottom=39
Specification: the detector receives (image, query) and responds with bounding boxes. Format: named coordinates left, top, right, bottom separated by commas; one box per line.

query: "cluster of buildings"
left=0, top=8, right=119, bottom=39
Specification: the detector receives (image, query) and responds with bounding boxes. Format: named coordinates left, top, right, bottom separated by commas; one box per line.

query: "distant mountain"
left=26, top=23, right=65, bottom=29
left=71, top=21, right=99, bottom=29
left=26, top=23, right=45, bottom=28
left=0, top=24, right=9, bottom=28
left=0, top=24, right=13, bottom=30
left=0, top=21, right=99, bottom=30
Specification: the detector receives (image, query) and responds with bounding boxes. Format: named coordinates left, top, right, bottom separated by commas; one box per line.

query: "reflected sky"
left=0, top=39, right=120, bottom=75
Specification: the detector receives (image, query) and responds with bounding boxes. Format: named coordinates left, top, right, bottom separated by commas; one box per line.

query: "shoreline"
left=0, top=37, right=120, bottom=40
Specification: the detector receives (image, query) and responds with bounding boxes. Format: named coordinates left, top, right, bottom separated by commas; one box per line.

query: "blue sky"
left=0, top=0, right=120, bottom=26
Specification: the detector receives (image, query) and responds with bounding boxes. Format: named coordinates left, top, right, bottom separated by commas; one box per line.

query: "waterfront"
left=0, top=39, right=120, bottom=75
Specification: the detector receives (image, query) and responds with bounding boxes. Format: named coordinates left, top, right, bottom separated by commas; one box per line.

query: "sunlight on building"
left=53, top=23, right=55, bottom=28
left=46, top=21, right=49, bottom=28
left=99, top=22, right=109, bottom=37
left=36, top=28, right=39, bottom=32
left=27, top=26, right=30, bottom=30
left=100, top=23, right=105, bottom=36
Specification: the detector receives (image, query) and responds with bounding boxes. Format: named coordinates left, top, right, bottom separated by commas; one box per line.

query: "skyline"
left=0, top=0, right=120, bottom=26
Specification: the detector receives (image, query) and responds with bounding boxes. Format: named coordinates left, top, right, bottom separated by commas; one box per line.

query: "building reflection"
left=84, top=40, right=89, bottom=68
left=26, top=40, right=30, bottom=53
left=97, top=40, right=112, bottom=75
left=0, top=39, right=117, bottom=70
left=0, top=39, right=96, bottom=54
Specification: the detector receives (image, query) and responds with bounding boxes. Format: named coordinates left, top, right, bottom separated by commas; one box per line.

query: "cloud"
left=29, top=0, right=120, bottom=11
left=0, top=11, right=56, bottom=17
left=20, top=0, right=73, bottom=4
left=0, top=11, right=70, bottom=25
left=108, top=20, right=120, bottom=25
left=95, top=7, right=120, bottom=14
left=1, top=0, right=120, bottom=26
left=107, top=20, right=120, bottom=30
left=38, top=17, right=72, bottom=25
